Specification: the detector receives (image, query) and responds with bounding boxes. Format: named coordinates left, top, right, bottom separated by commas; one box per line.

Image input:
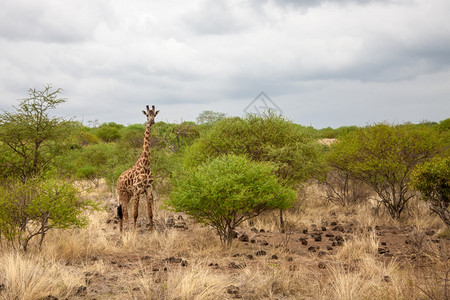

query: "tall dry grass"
left=0, top=252, right=83, bottom=300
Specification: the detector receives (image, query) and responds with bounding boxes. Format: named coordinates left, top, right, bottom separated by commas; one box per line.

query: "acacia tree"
left=327, top=123, right=442, bottom=219
left=167, top=155, right=296, bottom=246
left=0, top=85, right=73, bottom=181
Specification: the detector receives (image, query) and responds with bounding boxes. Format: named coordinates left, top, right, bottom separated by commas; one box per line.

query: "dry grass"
left=0, top=252, right=83, bottom=300
left=0, top=180, right=448, bottom=299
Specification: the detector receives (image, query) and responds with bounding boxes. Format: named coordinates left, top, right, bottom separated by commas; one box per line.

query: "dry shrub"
left=0, top=252, right=83, bottom=300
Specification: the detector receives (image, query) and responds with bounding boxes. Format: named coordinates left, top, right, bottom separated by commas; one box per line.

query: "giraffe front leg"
left=146, top=186, right=154, bottom=231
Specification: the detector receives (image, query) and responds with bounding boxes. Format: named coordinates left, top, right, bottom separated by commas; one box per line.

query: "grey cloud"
left=0, top=1, right=115, bottom=43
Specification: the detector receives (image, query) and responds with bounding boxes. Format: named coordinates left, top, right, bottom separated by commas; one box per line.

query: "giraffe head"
left=142, top=105, right=159, bottom=125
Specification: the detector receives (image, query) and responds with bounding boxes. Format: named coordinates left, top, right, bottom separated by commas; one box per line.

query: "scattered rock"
left=75, top=285, right=87, bottom=296
left=381, top=242, right=387, bottom=246
left=181, top=260, right=188, bottom=267
left=152, top=267, right=159, bottom=272
left=425, top=230, right=435, bottom=236
left=271, top=255, right=278, bottom=260
left=332, top=226, right=345, bottom=232
left=327, top=246, right=333, bottom=251
left=383, top=276, right=391, bottom=283
left=250, top=239, right=256, bottom=243
left=259, top=229, right=265, bottom=233
left=314, top=236, right=322, bottom=242
left=325, top=233, right=334, bottom=237
left=258, top=240, right=269, bottom=246
left=247, top=255, right=254, bottom=260
left=44, top=296, right=58, bottom=300
left=177, top=215, right=184, bottom=220
left=321, top=227, right=327, bottom=231
left=318, top=262, right=326, bottom=269
left=141, top=255, right=151, bottom=260
left=287, top=257, right=294, bottom=262
left=308, top=246, right=317, bottom=252
left=227, top=285, right=240, bottom=295
left=251, top=227, right=258, bottom=233
left=239, top=234, right=249, bottom=242
left=378, top=247, right=390, bottom=255
left=299, top=238, right=308, bottom=245
left=330, top=221, right=337, bottom=226
left=302, top=228, right=308, bottom=234
left=229, top=262, right=243, bottom=269
left=163, top=257, right=182, bottom=264
left=318, top=251, right=327, bottom=258
left=255, top=250, right=267, bottom=256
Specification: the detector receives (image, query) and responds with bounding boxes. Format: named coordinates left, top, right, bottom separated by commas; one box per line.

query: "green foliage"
left=184, top=112, right=325, bottom=186
left=57, top=142, right=135, bottom=188
left=95, top=122, right=123, bottom=142
left=196, top=110, right=227, bottom=128
left=167, top=155, right=296, bottom=245
left=317, top=125, right=359, bottom=139
left=327, top=123, right=443, bottom=219
left=0, top=85, right=75, bottom=182
left=411, top=156, right=449, bottom=226
left=0, top=178, right=99, bottom=251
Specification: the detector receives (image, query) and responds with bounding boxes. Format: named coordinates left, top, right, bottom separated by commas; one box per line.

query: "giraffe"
left=117, top=105, right=159, bottom=232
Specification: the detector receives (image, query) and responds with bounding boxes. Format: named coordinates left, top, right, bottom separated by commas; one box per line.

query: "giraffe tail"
left=117, top=204, right=123, bottom=220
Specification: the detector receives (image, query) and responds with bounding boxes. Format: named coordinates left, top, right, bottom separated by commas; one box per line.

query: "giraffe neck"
left=137, top=122, right=152, bottom=170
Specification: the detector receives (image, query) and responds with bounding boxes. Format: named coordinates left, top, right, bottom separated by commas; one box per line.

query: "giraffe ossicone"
left=117, top=105, right=159, bottom=232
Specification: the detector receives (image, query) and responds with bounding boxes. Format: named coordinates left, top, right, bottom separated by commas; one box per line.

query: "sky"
left=0, top=0, right=449, bottom=129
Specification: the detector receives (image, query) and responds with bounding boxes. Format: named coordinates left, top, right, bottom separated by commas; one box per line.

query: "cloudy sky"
left=0, top=0, right=449, bottom=128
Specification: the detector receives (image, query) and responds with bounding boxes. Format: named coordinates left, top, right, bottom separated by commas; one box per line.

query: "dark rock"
left=247, top=255, right=254, bottom=260
left=383, top=276, right=391, bottom=282
left=255, top=250, right=267, bottom=256
left=378, top=247, right=390, bottom=254
left=163, top=257, right=182, bottom=264
left=259, top=229, right=265, bottom=233
left=152, top=267, right=159, bottom=272
left=318, top=251, right=327, bottom=258
left=308, top=246, right=316, bottom=252
left=271, top=255, right=278, bottom=260
left=335, top=235, right=344, bottom=242
left=332, top=226, right=345, bottom=232
left=44, top=296, right=58, bottom=300
left=258, top=240, right=269, bottom=246
left=381, top=242, right=387, bottom=246
left=321, top=227, right=327, bottom=231
left=302, top=228, right=308, bottom=234
left=287, top=257, right=293, bottom=262
left=75, top=286, right=87, bottom=296
left=332, top=242, right=337, bottom=247
left=229, top=262, right=243, bottom=269
left=325, top=233, right=334, bottom=237
left=318, top=262, right=326, bottom=269
left=330, top=221, right=337, bottom=226
left=181, top=260, right=188, bottom=267
left=227, top=285, right=240, bottom=294
left=327, top=246, right=333, bottom=251
left=238, top=234, right=249, bottom=242
left=232, top=231, right=238, bottom=238
left=314, top=236, right=322, bottom=242
left=177, top=215, right=184, bottom=220
left=250, top=227, right=258, bottom=233
left=300, top=238, right=308, bottom=245
left=250, top=239, right=256, bottom=243
left=141, top=255, right=151, bottom=260
left=425, top=230, right=435, bottom=236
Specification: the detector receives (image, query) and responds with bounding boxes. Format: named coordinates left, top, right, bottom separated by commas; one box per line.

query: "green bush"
left=0, top=178, right=99, bottom=251
left=411, top=156, right=449, bottom=226
left=167, top=155, right=296, bottom=246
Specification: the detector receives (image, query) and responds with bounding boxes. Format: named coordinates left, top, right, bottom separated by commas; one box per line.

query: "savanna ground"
left=1, top=180, right=448, bottom=300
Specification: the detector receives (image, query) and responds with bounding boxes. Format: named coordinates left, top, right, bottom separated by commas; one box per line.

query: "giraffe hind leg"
left=118, top=190, right=130, bottom=232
